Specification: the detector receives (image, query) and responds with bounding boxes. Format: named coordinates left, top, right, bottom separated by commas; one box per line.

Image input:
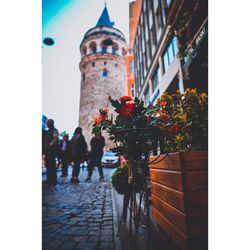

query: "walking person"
left=70, top=127, right=87, bottom=183
left=59, top=134, right=71, bottom=177
left=42, top=119, right=59, bottom=185
left=85, top=133, right=105, bottom=181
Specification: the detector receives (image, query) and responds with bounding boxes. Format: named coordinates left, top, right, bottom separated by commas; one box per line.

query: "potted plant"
left=149, top=89, right=208, bottom=250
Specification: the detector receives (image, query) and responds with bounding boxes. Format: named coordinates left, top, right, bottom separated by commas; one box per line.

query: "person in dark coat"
left=42, top=119, right=59, bottom=184
left=85, top=133, right=105, bottom=181
left=59, top=134, right=71, bottom=177
left=70, top=127, right=87, bottom=183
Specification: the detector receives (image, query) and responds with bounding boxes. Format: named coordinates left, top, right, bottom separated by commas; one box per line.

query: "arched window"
left=112, top=42, right=119, bottom=54
left=82, top=46, right=87, bottom=55
left=102, top=46, right=107, bottom=54
left=89, top=41, right=97, bottom=54
left=103, top=69, right=108, bottom=77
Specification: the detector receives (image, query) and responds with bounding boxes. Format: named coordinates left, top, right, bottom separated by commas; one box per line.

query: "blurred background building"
left=132, top=0, right=208, bottom=105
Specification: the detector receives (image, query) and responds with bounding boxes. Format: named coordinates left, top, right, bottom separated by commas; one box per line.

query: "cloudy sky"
left=42, top=0, right=131, bottom=136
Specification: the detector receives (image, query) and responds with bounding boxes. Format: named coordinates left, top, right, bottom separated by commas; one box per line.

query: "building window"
left=152, top=66, right=160, bottom=91
left=112, top=47, right=116, bottom=54
left=156, top=7, right=162, bottom=31
left=162, top=36, right=179, bottom=74
left=89, top=41, right=97, bottom=54
left=104, top=61, right=107, bottom=65
left=150, top=27, right=156, bottom=46
left=102, top=46, right=107, bottom=54
left=172, top=36, right=179, bottom=56
left=103, top=69, right=108, bottom=77
left=130, top=60, right=134, bottom=73
left=82, top=73, right=85, bottom=81
left=82, top=46, right=87, bottom=56
left=92, top=62, right=95, bottom=67
left=166, top=0, right=172, bottom=7
left=131, top=83, right=135, bottom=97
left=144, top=86, right=150, bottom=105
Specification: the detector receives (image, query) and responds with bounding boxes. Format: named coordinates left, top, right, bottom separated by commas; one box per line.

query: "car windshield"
left=104, top=152, right=116, bottom=157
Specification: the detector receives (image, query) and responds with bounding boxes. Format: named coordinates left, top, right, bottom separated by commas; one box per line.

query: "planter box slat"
left=183, top=151, right=208, bottom=171
left=152, top=207, right=188, bottom=250
left=189, top=214, right=208, bottom=234
left=151, top=194, right=187, bottom=233
left=188, top=191, right=208, bottom=214
left=186, top=170, right=208, bottom=191
left=151, top=181, right=185, bottom=212
left=150, top=153, right=181, bottom=170
left=150, top=169, right=183, bottom=191
left=150, top=151, right=208, bottom=250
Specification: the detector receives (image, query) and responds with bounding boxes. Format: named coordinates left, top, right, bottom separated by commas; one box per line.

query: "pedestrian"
left=42, top=119, right=59, bottom=185
left=70, top=127, right=87, bottom=183
left=59, top=134, right=71, bottom=177
left=85, top=132, right=105, bottom=181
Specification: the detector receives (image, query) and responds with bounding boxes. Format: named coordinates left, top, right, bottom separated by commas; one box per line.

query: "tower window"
left=82, top=46, right=87, bottom=56
left=103, top=69, right=108, bottom=77
left=102, top=46, right=107, bottom=54
left=82, top=73, right=85, bottom=81
left=112, top=42, right=119, bottom=55
left=90, top=41, right=97, bottom=54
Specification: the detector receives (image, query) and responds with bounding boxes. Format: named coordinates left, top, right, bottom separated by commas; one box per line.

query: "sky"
left=42, top=0, right=131, bottom=136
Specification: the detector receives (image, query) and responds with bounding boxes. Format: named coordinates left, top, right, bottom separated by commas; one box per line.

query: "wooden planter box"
left=149, top=151, right=208, bottom=250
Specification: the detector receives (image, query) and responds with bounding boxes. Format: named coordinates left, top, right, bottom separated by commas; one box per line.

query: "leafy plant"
left=154, top=89, right=208, bottom=152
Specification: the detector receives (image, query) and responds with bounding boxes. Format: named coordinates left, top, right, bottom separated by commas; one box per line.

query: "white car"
left=101, top=151, right=120, bottom=168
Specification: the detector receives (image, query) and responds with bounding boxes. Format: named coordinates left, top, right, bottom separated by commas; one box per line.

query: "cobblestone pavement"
left=42, top=168, right=116, bottom=250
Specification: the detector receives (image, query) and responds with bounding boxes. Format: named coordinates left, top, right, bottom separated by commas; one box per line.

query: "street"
left=42, top=167, right=119, bottom=250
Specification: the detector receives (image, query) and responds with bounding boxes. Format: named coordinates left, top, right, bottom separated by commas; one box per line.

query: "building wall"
left=133, top=0, right=208, bottom=105
left=79, top=28, right=127, bottom=146
left=126, top=0, right=143, bottom=97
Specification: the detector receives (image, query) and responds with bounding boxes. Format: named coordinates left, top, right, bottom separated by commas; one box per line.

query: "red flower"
left=94, top=117, right=101, bottom=125
left=99, top=114, right=106, bottom=121
left=160, top=113, right=170, bottom=120
left=120, top=102, right=135, bottom=117
left=170, top=123, right=180, bottom=133
left=160, top=101, right=167, bottom=107
left=119, top=96, right=132, bottom=102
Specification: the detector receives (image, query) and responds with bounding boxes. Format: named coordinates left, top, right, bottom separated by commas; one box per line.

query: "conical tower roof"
left=96, top=4, right=115, bottom=27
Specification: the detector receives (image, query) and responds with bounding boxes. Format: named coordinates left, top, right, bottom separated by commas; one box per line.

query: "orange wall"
left=126, top=0, right=143, bottom=97
left=129, top=0, right=143, bottom=49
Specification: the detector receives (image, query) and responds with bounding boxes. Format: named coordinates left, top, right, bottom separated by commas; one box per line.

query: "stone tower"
left=79, top=4, right=127, bottom=147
